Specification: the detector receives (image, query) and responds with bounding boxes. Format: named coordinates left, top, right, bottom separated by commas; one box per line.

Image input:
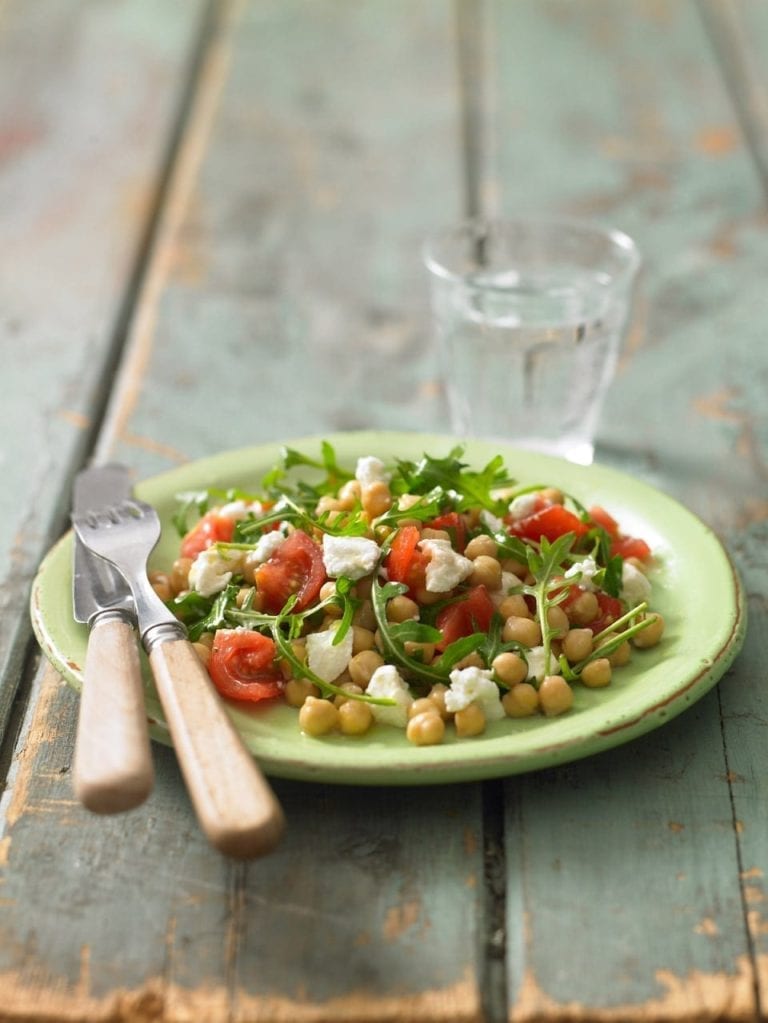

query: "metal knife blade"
left=70, top=463, right=154, bottom=814
left=73, top=464, right=134, bottom=623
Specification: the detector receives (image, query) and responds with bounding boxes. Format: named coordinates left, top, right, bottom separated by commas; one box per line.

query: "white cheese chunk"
left=525, top=645, right=562, bottom=682
left=490, top=570, right=524, bottom=608
left=445, top=666, right=505, bottom=721
left=621, top=561, right=652, bottom=607
left=355, top=456, right=390, bottom=488
left=508, top=493, right=540, bottom=520
left=564, top=556, right=600, bottom=591
left=218, top=499, right=263, bottom=520
left=322, top=534, right=380, bottom=581
left=480, top=509, right=504, bottom=533
left=243, top=530, right=286, bottom=574
left=188, top=546, right=244, bottom=597
left=306, top=625, right=354, bottom=683
left=366, top=665, right=413, bottom=728
left=419, top=539, right=474, bottom=593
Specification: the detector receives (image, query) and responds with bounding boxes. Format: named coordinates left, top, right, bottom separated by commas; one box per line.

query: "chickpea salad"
left=154, top=443, right=664, bottom=747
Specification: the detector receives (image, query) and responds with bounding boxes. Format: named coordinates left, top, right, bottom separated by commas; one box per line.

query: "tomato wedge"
left=588, top=505, right=619, bottom=537
left=180, top=511, right=235, bottom=559
left=435, top=585, right=494, bottom=651
left=510, top=505, right=588, bottom=544
left=208, top=629, right=282, bottom=702
left=611, top=535, right=652, bottom=562
left=254, top=530, right=326, bottom=614
left=385, top=525, right=429, bottom=593
left=426, top=511, right=467, bottom=552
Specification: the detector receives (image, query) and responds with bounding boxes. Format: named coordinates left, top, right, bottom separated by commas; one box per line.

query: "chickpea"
left=500, top=558, right=528, bottom=577
left=317, top=580, right=343, bottom=618
left=502, top=616, right=542, bottom=647
left=409, top=697, right=438, bottom=719
left=387, top=594, right=420, bottom=623
left=600, top=639, right=631, bottom=667
left=538, top=676, right=574, bottom=717
left=502, top=683, right=539, bottom=718
left=413, top=586, right=443, bottom=606
left=337, top=479, right=362, bottom=509
left=454, top=703, right=487, bottom=737
left=633, top=612, right=665, bottom=649
left=567, top=590, right=599, bottom=626
left=421, top=527, right=451, bottom=542
left=352, top=598, right=377, bottom=631
left=348, top=649, right=384, bottom=688
left=284, top=677, right=320, bottom=707
left=298, top=696, right=339, bottom=736
left=192, top=641, right=211, bottom=666
left=235, top=586, right=253, bottom=608
left=404, top=641, right=435, bottom=664
left=149, top=571, right=173, bottom=602
left=397, top=493, right=422, bottom=511
left=196, top=632, right=215, bottom=650
left=407, top=711, right=446, bottom=746
left=581, top=658, right=612, bottom=689
left=315, top=495, right=344, bottom=515
left=355, top=575, right=374, bottom=600
left=453, top=651, right=485, bottom=671
left=333, top=682, right=364, bottom=706
left=539, top=487, right=565, bottom=505
left=428, top=683, right=451, bottom=719
left=546, top=605, right=570, bottom=637
left=498, top=594, right=531, bottom=620
left=562, top=628, right=593, bottom=664
left=361, top=481, right=392, bottom=519
left=352, top=626, right=376, bottom=654
left=492, top=652, right=528, bottom=687
left=170, top=556, right=193, bottom=594
left=338, top=699, right=373, bottom=736
left=465, top=535, right=498, bottom=560
left=469, top=555, right=503, bottom=590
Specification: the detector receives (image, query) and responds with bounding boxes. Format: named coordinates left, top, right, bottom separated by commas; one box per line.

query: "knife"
left=71, top=464, right=154, bottom=813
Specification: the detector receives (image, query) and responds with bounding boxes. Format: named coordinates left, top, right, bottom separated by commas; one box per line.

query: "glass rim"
left=422, top=215, right=641, bottom=289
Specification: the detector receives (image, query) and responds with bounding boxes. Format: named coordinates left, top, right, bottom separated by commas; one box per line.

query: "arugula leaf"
left=370, top=579, right=449, bottom=686
left=391, top=449, right=516, bottom=513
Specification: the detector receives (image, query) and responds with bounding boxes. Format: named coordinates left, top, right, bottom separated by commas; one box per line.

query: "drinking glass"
left=423, top=217, right=640, bottom=465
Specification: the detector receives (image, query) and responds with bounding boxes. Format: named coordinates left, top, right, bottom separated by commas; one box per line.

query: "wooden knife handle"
left=74, top=616, right=154, bottom=813
left=148, top=639, right=285, bottom=859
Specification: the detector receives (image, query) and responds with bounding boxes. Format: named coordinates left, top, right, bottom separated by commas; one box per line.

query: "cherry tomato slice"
left=435, top=585, right=495, bottom=651
left=611, top=535, right=652, bottom=562
left=386, top=525, right=429, bottom=593
left=254, top=530, right=326, bottom=614
left=180, top=511, right=235, bottom=559
left=510, top=505, right=588, bottom=544
left=208, top=629, right=282, bottom=702
left=426, top=511, right=467, bottom=552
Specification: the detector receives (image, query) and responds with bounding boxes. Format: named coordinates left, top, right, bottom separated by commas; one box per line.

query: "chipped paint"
left=743, top=885, right=764, bottom=904
left=58, top=409, right=91, bottom=430
left=383, top=896, right=423, bottom=942
left=0, top=837, right=10, bottom=868
left=695, top=125, right=740, bottom=155
left=510, top=953, right=756, bottom=1021
left=741, top=867, right=764, bottom=880
left=667, top=821, right=685, bottom=833
left=0, top=969, right=482, bottom=1023
left=694, top=918, right=719, bottom=937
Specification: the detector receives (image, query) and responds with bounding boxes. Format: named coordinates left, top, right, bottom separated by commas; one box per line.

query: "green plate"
left=30, top=432, right=746, bottom=785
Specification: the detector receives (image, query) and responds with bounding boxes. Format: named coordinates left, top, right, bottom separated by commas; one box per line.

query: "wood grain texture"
left=73, top=616, right=153, bottom=814
left=486, top=0, right=768, bottom=1016
left=0, top=0, right=208, bottom=741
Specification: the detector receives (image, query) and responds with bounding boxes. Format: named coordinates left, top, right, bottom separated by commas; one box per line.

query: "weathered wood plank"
left=4, top=2, right=488, bottom=1020
left=0, top=0, right=208, bottom=741
left=486, top=0, right=767, bottom=1016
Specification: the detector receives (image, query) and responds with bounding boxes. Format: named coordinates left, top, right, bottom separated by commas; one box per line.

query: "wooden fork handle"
left=148, top=639, right=285, bottom=859
left=73, top=616, right=154, bottom=813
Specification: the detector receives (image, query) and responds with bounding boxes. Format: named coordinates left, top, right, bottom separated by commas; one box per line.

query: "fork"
left=73, top=499, right=285, bottom=859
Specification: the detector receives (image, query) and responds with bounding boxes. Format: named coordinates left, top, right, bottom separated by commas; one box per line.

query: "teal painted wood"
left=4, top=2, right=488, bottom=1020
left=100, top=0, right=460, bottom=482
left=486, top=0, right=767, bottom=1015
left=0, top=0, right=208, bottom=743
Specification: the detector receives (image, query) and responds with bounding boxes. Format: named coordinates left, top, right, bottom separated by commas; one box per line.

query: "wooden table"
left=1, top=1, right=766, bottom=1019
